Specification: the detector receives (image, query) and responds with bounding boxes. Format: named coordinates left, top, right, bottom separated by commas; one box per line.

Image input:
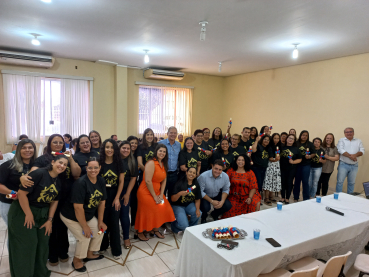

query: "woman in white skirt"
left=263, top=133, right=282, bottom=206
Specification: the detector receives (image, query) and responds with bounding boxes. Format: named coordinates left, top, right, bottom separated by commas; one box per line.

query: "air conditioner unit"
left=0, top=50, right=55, bottom=68
left=143, top=68, right=185, bottom=81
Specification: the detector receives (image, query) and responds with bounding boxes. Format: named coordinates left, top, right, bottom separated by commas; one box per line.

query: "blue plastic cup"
left=334, top=193, right=339, bottom=200
left=253, top=229, right=260, bottom=240
left=277, top=202, right=283, bottom=211
left=316, top=196, right=322, bottom=203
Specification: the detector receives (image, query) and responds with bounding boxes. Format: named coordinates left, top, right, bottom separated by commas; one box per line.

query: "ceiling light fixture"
left=41, top=0, right=52, bottom=3
left=31, top=35, right=40, bottom=46
left=218, top=62, right=222, bottom=72
left=199, top=21, right=208, bottom=41
left=292, top=44, right=299, bottom=59
left=144, top=50, right=149, bottom=63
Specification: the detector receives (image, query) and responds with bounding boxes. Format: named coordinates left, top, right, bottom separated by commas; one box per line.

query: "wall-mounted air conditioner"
left=0, top=50, right=55, bottom=68
left=143, top=68, right=185, bottom=81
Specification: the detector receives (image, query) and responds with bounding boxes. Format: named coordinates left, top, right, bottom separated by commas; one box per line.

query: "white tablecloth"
left=174, top=193, right=369, bottom=277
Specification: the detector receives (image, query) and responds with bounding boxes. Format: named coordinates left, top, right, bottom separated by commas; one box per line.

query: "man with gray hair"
left=336, top=127, right=365, bottom=193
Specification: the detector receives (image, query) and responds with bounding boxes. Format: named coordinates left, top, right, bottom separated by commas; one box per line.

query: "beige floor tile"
left=157, top=249, right=179, bottom=271
left=125, top=241, right=154, bottom=262
left=85, top=256, right=118, bottom=272
left=0, top=256, right=9, bottom=274
left=0, top=273, right=11, bottom=277
left=0, top=231, right=6, bottom=244
left=0, top=243, right=3, bottom=257
left=154, top=272, right=174, bottom=276
left=2, top=243, right=8, bottom=256
left=88, top=264, right=132, bottom=277
left=0, top=218, right=6, bottom=231
left=146, top=235, right=180, bottom=254
left=126, top=255, right=171, bottom=277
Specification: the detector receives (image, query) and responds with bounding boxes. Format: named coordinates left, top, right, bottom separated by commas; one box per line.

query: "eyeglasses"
left=52, top=141, right=64, bottom=145
left=80, top=141, right=90, bottom=145
left=87, top=166, right=99, bottom=171
left=344, top=131, right=353, bottom=133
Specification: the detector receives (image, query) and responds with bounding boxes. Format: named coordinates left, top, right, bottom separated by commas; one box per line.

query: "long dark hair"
left=297, top=130, right=310, bottom=146
left=322, top=133, right=336, bottom=148
left=119, top=140, right=136, bottom=174
left=258, top=134, right=271, bottom=150
left=75, top=134, right=92, bottom=153
left=180, top=167, right=198, bottom=183
left=151, top=144, right=168, bottom=172
left=231, top=154, right=251, bottom=172
left=142, top=128, right=157, bottom=150
left=127, top=135, right=139, bottom=157
left=181, top=137, right=195, bottom=152
left=250, top=127, right=258, bottom=139
left=211, top=127, right=223, bottom=140
left=44, top=134, right=66, bottom=163
left=99, top=139, right=123, bottom=173
left=217, top=138, right=230, bottom=153
left=89, top=130, right=102, bottom=147
left=270, top=133, right=282, bottom=152
left=260, top=126, right=268, bottom=135
left=45, top=155, right=69, bottom=172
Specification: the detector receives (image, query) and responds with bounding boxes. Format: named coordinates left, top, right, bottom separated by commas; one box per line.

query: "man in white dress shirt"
left=336, top=127, right=365, bottom=193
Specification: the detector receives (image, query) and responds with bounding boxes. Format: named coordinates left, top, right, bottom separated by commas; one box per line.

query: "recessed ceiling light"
left=199, top=21, right=208, bottom=41
left=292, top=43, right=300, bottom=59
left=144, top=50, right=149, bottom=63
left=31, top=35, right=40, bottom=46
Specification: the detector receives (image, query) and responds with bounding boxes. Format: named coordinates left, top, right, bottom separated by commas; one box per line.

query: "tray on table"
left=202, top=227, right=247, bottom=241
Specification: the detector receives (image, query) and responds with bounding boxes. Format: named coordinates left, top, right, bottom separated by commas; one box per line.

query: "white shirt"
left=0, top=152, right=15, bottom=165
left=337, top=137, right=365, bottom=165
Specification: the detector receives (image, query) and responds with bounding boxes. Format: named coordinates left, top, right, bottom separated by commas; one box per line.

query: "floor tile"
left=125, top=241, right=154, bottom=262
left=157, top=249, right=179, bottom=271
left=0, top=231, right=6, bottom=244
left=50, top=271, right=88, bottom=277
left=154, top=272, right=174, bottom=276
left=126, top=255, right=171, bottom=277
left=2, top=243, right=8, bottom=256
left=0, top=218, right=6, bottom=231
left=0, top=273, right=11, bottom=277
left=0, top=256, right=9, bottom=274
left=0, top=243, right=3, bottom=257
left=146, top=235, right=180, bottom=254
left=88, top=264, right=132, bottom=277
left=85, top=256, right=118, bottom=272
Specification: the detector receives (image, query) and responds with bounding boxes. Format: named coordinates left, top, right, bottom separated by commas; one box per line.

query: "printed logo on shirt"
left=232, top=151, right=240, bottom=157
left=312, top=154, right=321, bottom=164
left=187, top=158, right=198, bottom=168
left=281, top=149, right=292, bottom=158
left=37, top=184, right=58, bottom=203
left=181, top=191, right=195, bottom=204
left=145, top=151, right=154, bottom=162
left=299, top=146, right=307, bottom=156
left=198, top=150, right=208, bottom=160
left=261, top=150, right=269, bottom=159
left=101, top=169, right=118, bottom=186
left=88, top=189, right=103, bottom=208
left=66, top=166, right=71, bottom=179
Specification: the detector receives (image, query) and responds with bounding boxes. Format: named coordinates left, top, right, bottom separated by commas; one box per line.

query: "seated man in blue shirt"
left=198, top=159, right=232, bottom=223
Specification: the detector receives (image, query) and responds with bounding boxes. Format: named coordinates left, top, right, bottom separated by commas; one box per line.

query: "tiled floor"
left=0, top=188, right=367, bottom=277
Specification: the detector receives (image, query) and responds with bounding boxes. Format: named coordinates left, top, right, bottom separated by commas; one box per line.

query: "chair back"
left=290, top=266, right=319, bottom=277
left=322, top=251, right=352, bottom=277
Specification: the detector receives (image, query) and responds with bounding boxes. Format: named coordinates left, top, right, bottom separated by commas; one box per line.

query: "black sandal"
left=270, top=198, right=277, bottom=203
left=150, top=230, right=164, bottom=239
left=83, top=255, right=104, bottom=262
left=137, top=232, right=149, bottom=241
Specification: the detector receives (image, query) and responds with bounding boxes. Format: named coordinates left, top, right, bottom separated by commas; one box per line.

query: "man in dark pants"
left=198, top=160, right=232, bottom=223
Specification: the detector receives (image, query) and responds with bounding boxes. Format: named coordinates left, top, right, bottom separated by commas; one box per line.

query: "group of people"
left=0, top=124, right=364, bottom=277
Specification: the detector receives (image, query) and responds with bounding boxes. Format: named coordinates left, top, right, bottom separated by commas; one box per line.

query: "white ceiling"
left=1, top=0, right=369, bottom=76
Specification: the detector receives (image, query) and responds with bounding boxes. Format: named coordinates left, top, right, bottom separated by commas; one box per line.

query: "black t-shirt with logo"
left=296, top=141, right=316, bottom=166
left=208, top=138, right=221, bottom=150
left=122, top=157, right=138, bottom=191
left=311, top=148, right=326, bottom=168
left=195, top=141, right=211, bottom=172
left=92, top=147, right=101, bottom=155
left=212, top=151, right=234, bottom=171
left=280, top=145, right=302, bottom=170
left=171, top=178, right=202, bottom=207
left=99, top=162, right=125, bottom=188
left=248, top=138, right=256, bottom=146
left=228, top=145, right=246, bottom=158
left=137, top=144, right=156, bottom=167
left=239, top=139, right=252, bottom=153
left=61, top=175, right=107, bottom=222
left=0, top=161, right=31, bottom=204
left=179, top=150, right=200, bottom=169
left=20, top=168, right=61, bottom=208
left=252, top=144, right=273, bottom=168
left=73, top=151, right=100, bottom=176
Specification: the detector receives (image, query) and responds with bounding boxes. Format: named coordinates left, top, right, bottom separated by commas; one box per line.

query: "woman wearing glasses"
left=61, top=157, right=107, bottom=272
left=73, top=135, right=100, bottom=176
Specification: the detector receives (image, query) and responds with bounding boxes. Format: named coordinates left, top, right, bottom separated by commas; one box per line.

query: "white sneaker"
left=98, top=250, right=106, bottom=254
left=113, top=255, right=121, bottom=260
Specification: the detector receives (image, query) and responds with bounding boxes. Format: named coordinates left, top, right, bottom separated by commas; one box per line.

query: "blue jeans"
left=293, top=164, right=311, bottom=200
left=119, top=189, right=131, bottom=240
left=252, top=166, right=267, bottom=193
left=171, top=203, right=201, bottom=233
left=336, top=162, right=359, bottom=194
left=309, top=167, right=322, bottom=198
left=0, top=201, right=11, bottom=247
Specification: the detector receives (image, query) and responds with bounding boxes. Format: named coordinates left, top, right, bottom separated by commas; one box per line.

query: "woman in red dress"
left=135, top=144, right=175, bottom=240
left=222, top=154, right=261, bottom=218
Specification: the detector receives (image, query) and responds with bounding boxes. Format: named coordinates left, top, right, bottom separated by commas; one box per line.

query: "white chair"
left=354, top=254, right=369, bottom=277
left=286, top=251, right=351, bottom=277
left=258, top=266, right=319, bottom=277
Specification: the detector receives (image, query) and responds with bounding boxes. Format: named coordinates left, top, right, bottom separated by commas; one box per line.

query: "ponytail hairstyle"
left=10, top=139, right=37, bottom=172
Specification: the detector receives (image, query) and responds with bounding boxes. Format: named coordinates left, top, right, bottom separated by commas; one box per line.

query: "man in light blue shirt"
left=159, top=126, right=181, bottom=196
left=198, top=159, right=232, bottom=223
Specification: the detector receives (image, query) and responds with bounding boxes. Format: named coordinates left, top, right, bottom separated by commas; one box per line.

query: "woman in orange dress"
left=222, top=154, right=261, bottom=218
left=135, top=144, right=175, bottom=240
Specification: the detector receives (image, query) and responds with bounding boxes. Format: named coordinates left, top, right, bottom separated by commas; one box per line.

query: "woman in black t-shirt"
left=119, top=140, right=138, bottom=247
left=308, top=138, right=326, bottom=199
left=73, top=135, right=100, bottom=176
left=280, top=134, right=302, bottom=203
left=20, top=134, right=81, bottom=266
left=127, top=136, right=140, bottom=228
left=293, top=130, right=316, bottom=202
left=8, top=155, right=68, bottom=277
left=0, top=139, right=36, bottom=232
left=229, top=134, right=246, bottom=158
left=179, top=137, right=201, bottom=178
left=260, top=125, right=272, bottom=136
left=208, top=127, right=223, bottom=150
left=251, top=134, right=272, bottom=196
left=248, top=127, right=258, bottom=145
left=212, top=138, right=234, bottom=172
left=89, top=130, right=102, bottom=154
left=202, top=128, right=211, bottom=145
left=137, top=128, right=157, bottom=184
left=280, top=132, right=288, bottom=146
left=61, top=158, right=107, bottom=272
left=194, top=129, right=212, bottom=174
left=170, top=167, right=201, bottom=234
left=98, top=139, right=125, bottom=258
